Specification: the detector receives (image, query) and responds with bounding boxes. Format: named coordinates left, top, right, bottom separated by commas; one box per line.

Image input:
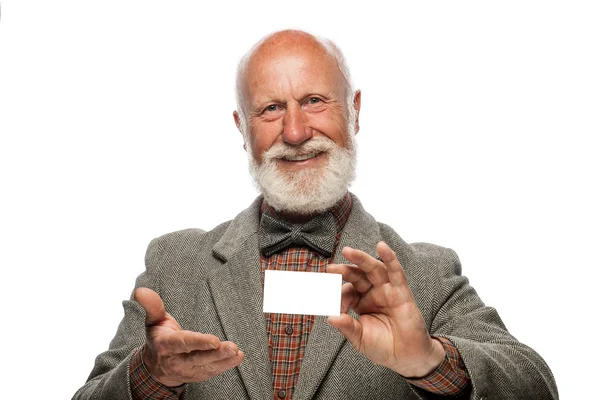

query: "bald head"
left=235, top=30, right=355, bottom=135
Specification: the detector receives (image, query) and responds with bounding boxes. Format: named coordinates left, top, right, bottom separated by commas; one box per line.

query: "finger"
left=192, top=350, right=245, bottom=380
left=339, top=282, right=360, bottom=313
left=342, top=247, right=389, bottom=286
left=327, top=264, right=372, bottom=293
left=183, top=341, right=240, bottom=365
left=134, top=288, right=168, bottom=326
left=163, top=330, right=221, bottom=353
left=327, top=314, right=362, bottom=349
left=376, top=241, right=407, bottom=286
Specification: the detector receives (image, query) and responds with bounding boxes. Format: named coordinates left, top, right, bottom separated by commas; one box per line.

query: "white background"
left=1, top=1, right=598, bottom=398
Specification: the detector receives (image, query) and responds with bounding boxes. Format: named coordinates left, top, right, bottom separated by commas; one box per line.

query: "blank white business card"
left=263, top=270, right=342, bottom=316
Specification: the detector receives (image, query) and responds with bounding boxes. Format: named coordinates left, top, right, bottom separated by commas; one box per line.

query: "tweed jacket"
left=73, top=194, right=558, bottom=400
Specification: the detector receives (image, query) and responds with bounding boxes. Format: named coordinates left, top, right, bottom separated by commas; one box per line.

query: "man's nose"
left=282, top=104, right=312, bottom=145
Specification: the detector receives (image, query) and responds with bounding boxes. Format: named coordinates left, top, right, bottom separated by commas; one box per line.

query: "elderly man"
left=74, top=30, right=558, bottom=400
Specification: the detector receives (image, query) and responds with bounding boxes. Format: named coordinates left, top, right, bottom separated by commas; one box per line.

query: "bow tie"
left=259, top=212, right=337, bottom=257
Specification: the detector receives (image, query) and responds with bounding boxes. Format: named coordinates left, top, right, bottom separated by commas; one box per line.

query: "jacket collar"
left=212, top=195, right=263, bottom=262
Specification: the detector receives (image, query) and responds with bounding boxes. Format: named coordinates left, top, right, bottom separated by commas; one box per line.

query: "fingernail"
left=226, top=347, right=237, bottom=356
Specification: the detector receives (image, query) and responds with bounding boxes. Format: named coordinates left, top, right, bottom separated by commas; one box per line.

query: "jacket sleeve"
left=410, top=245, right=558, bottom=400
left=72, top=237, right=180, bottom=400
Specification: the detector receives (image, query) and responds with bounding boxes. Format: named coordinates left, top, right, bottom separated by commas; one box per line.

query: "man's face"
left=235, top=35, right=360, bottom=215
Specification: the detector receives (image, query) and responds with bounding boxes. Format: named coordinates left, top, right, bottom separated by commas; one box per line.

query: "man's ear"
left=233, top=111, right=242, bottom=133
left=353, top=90, right=362, bottom=135
left=233, top=111, right=247, bottom=150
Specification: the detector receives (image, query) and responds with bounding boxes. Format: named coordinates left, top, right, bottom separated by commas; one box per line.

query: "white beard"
left=247, top=133, right=357, bottom=215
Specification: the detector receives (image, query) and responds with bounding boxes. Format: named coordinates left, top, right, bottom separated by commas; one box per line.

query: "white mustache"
left=263, top=137, right=336, bottom=161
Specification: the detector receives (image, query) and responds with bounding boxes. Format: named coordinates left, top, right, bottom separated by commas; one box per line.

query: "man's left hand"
left=327, top=241, right=445, bottom=378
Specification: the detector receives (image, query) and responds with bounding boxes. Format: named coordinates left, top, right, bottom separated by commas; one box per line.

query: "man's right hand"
left=133, top=288, right=245, bottom=387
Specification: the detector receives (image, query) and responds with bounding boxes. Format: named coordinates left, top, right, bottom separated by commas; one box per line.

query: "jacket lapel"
left=208, top=197, right=272, bottom=400
left=293, top=194, right=382, bottom=400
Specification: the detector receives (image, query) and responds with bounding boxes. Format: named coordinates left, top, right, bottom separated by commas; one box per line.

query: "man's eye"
left=265, top=104, right=280, bottom=112
left=308, top=97, right=321, bottom=104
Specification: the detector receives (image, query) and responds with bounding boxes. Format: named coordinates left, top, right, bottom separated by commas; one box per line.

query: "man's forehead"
left=248, top=52, right=336, bottom=82
left=244, top=40, right=341, bottom=91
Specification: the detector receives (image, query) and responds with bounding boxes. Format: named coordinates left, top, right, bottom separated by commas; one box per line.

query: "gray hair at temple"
left=234, top=30, right=357, bottom=139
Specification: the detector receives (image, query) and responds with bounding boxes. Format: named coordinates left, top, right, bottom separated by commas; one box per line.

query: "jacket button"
left=285, top=325, right=294, bottom=335
left=278, top=389, right=286, bottom=398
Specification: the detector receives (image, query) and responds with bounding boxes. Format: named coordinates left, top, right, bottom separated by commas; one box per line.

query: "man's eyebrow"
left=253, top=91, right=336, bottom=107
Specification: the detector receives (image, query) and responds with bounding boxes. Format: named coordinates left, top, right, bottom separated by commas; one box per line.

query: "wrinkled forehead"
left=251, top=53, right=340, bottom=87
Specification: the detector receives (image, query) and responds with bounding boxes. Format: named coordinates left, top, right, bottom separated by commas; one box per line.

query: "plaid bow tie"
left=259, top=212, right=337, bottom=257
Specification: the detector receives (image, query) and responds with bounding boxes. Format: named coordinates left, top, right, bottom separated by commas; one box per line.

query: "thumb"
left=328, top=314, right=363, bottom=349
left=134, top=288, right=167, bottom=326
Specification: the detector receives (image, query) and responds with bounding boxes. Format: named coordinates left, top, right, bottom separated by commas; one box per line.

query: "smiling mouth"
left=282, top=152, right=321, bottom=161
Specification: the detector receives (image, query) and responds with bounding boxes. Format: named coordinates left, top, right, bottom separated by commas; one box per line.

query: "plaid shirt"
left=130, top=193, right=470, bottom=398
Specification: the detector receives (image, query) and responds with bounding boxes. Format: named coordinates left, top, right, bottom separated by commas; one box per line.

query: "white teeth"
left=284, top=152, right=319, bottom=161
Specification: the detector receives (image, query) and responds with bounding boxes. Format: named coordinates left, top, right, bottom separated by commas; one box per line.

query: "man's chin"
left=277, top=167, right=325, bottom=183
